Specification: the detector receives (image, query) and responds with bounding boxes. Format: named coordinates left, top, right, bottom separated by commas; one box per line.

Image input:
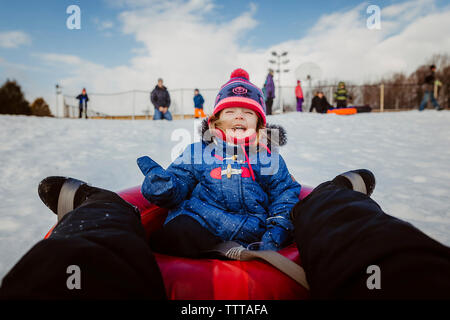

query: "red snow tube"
left=45, top=184, right=314, bottom=300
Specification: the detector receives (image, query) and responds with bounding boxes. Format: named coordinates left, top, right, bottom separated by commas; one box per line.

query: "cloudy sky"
left=1, top=0, right=449, bottom=114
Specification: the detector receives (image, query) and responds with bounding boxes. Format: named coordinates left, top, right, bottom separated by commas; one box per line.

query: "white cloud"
left=267, top=0, right=450, bottom=84
left=38, top=53, right=84, bottom=66
left=32, top=0, right=450, bottom=115
left=0, top=31, right=31, bottom=48
left=39, top=0, right=260, bottom=91
left=105, top=0, right=163, bottom=8
left=93, top=18, right=114, bottom=31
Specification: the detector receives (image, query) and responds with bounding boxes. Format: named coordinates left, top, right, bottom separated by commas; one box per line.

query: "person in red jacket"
left=295, top=80, right=304, bottom=112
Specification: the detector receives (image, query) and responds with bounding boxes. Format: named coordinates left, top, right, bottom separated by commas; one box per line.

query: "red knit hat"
left=210, top=68, right=267, bottom=125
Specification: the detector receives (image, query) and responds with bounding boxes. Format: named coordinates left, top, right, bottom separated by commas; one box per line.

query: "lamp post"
left=269, top=51, right=289, bottom=112
left=55, top=84, right=62, bottom=118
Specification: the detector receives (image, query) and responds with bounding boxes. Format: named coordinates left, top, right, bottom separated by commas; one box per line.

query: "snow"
left=1, top=110, right=449, bottom=280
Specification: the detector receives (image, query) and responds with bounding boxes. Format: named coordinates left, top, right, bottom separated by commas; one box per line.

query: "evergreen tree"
left=0, top=79, right=31, bottom=115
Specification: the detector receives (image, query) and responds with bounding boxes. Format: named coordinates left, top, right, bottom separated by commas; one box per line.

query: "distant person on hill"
left=151, top=78, right=173, bottom=121
left=263, top=69, right=275, bottom=115
left=76, top=88, right=89, bottom=119
left=310, top=91, right=331, bottom=114
left=193, top=89, right=206, bottom=118
left=295, top=80, right=304, bottom=112
left=419, top=65, right=443, bottom=111
left=334, top=82, right=350, bottom=108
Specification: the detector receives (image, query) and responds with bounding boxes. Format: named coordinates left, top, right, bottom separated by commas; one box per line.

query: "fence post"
left=132, top=90, right=136, bottom=120
left=434, top=81, right=438, bottom=99
left=329, top=86, right=333, bottom=106
left=380, top=83, right=384, bottom=112
left=55, top=88, right=59, bottom=118
left=181, top=89, right=184, bottom=117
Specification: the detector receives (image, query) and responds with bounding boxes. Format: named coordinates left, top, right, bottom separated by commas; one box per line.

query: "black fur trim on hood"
left=198, top=118, right=287, bottom=147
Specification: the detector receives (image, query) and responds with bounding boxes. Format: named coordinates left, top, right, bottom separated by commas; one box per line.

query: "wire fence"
left=60, top=82, right=447, bottom=118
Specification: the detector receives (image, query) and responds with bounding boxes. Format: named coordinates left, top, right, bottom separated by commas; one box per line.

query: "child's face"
left=218, top=107, right=258, bottom=140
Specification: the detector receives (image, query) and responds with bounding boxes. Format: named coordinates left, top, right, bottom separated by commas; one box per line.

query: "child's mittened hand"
left=137, top=156, right=173, bottom=200
left=260, top=240, right=279, bottom=251
left=260, top=225, right=290, bottom=251
left=137, top=156, right=162, bottom=176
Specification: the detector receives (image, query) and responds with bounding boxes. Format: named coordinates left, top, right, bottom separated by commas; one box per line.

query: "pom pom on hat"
left=230, top=68, right=249, bottom=81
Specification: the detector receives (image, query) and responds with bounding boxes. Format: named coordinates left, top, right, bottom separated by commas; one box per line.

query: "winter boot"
left=38, top=176, right=93, bottom=221
left=332, top=169, right=376, bottom=197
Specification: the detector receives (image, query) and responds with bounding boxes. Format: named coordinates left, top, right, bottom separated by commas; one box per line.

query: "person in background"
left=419, top=65, right=443, bottom=111
left=193, top=89, right=206, bottom=118
left=76, top=88, right=89, bottom=119
left=263, top=69, right=275, bottom=115
left=310, top=91, right=331, bottom=114
left=295, top=80, right=304, bottom=112
left=151, top=78, right=173, bottom=121
left=334, top=81, right=350, bottom=108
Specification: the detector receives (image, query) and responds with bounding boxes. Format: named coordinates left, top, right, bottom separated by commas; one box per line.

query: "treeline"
left=314, top=53, right=450, bottom=109
left=0, top=79, right=53, bottom=117
left=362, top=54, right=450, bottom=109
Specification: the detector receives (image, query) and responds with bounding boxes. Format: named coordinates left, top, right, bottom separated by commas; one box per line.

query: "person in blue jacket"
left=138, top=68, right=301, bottom=255
left=193, top=88, right=206, bottom=118
left=76, top=88, right=89, bottom=119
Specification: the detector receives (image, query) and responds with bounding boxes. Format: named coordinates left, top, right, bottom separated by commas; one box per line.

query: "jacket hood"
left=198, top=118, right=287, bottom=147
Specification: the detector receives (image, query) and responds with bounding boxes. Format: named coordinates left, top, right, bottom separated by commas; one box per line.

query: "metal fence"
left=277, top=83, right=447, bottom=112
left=59, top=83, right=447, bottom=118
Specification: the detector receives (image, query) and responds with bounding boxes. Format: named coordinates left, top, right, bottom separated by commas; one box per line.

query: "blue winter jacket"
left=193, top=94, right=205, bottom=109
left=137, top=124, right=301, bottom=250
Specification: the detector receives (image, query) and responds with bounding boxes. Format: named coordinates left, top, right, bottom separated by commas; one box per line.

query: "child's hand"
left=260, top=225, right=290, bottom=251
left=137, top=156, right=174, bottom=202
left=137, top=154, right=196, bottom=208
left=260, top=241, right=279, bottom=251
left=137, top=156, right=163, bottom=176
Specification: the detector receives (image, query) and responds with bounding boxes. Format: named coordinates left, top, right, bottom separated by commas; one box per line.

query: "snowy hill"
left=1, top=110, right=449, bottom=280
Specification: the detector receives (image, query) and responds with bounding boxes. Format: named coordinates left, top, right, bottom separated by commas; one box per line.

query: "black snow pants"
left=0, top=189, right=166, bottom=300
left=266, top=98, right=273, bottom=115
left=149, top=215, right=222, bottom=258
left=292, top=181, right=450, bottom=299
left=336, top=100, right=347, bottom=108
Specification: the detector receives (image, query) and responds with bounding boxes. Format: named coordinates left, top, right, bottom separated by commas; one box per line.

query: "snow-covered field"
left=1, top=110, right=449, bottom=280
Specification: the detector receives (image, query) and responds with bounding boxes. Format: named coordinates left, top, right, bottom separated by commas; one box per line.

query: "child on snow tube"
left=137, top=68, right=301, bottom=257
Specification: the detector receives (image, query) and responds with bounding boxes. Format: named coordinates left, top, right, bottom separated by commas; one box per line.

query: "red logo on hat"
left=232, top=86, right=247, bottom=95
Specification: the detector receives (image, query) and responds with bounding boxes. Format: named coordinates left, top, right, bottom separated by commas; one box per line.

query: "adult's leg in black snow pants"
left=292, top=181, right=450, bottom=299
left=0, top=189, right=167, bottom=300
